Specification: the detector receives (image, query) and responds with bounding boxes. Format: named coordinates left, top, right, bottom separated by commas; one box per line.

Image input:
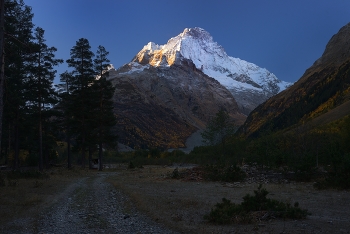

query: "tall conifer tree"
left=92, top=45, right=117, bottom=171
left=0, top=0, right=5, bottom=155
left=27, top=27, right=62, bottom=171
left=66, top=38, right=94, bottom=168
left=3, top=0, right=34, bottom=169
left=58, top=70, right=74, bottom=169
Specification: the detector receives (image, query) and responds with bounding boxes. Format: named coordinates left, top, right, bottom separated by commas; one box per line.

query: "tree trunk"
left=44, top=145, right=49, bottom=169
left=88, top=146, right=92, bottom=169
left=98, top=142, right=102, bottom=171
left=38, top=52, right=43, bottom=171
left=67, top=134, right=71, bottom=169
left=81, top=136, right=85, bottom=168
left=38, top=119, right=43, bottom=171
left=0, top=0, right=5, bottom=157
left=13, top=112, right=19, bottom=170
left=6, top=123, right=10, bottom=165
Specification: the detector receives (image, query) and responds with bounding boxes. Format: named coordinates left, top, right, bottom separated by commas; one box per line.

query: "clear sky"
left=24, top=0, right=350, bottom=84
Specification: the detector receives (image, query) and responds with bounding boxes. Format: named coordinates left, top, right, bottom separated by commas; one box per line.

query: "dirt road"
left=37, top=172, right=178, bottom=233
left=1, top=172, right=177, bottom=234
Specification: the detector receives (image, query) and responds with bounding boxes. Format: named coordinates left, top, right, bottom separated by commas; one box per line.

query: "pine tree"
left=58, top=70, right=74, bottom=169
left=27, top=27, right=62, bottom=171
left=201, top=109, right=236, bottom=156
left=66, top=38, right=95, bottom=168
left=94, top=45, right=110, bottom=77
left=0, top=0, right=5, bottom=156
left=3, top=0, right=34, bottom=169
left=92, top=45, right=117, bottom=170
left=92, top=77, right=117, bottom=171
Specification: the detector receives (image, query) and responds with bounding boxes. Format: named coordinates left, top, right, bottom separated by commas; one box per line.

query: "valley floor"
left=112, top=165, right=350, bottom=234
left=1, top=165, right=350, bottom=233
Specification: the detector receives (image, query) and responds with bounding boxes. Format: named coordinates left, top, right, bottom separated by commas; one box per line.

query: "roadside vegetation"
left=204, top=185, right=310, bottom=224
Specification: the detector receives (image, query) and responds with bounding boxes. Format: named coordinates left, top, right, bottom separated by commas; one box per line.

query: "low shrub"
left=314, top=154, right=350, bottom=190
left=127, top=161, right=136, bottom=169
left=171, top=167, right=180, bottom=179
left=204, top=185, right=310, bottom=224
left=203, top=164, right=246, bottom=182
left=204, top=198, right=248, bottom=224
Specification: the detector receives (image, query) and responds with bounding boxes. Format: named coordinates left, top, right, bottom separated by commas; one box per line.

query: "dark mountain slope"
left=240, top=23, right=350, bottom=137
left=110, top=59, right=245, bottom=149
left=307, top=99, right=350, bottom=127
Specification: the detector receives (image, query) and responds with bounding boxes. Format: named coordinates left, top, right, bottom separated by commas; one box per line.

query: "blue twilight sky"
left=24, top=0, right=350, bottom=84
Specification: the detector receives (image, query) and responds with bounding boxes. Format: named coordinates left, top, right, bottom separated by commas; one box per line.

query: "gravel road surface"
left=3, top=172, right=178, bottom=234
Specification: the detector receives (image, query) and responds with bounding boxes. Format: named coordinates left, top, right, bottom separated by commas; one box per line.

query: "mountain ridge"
left=239, top=22, right=350, bottom=137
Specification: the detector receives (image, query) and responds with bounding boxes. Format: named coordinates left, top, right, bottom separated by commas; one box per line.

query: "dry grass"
left=308, top=99, right=350, bottom=127
left=109, top=165, right=350, bottom=234
left=0, top=167, right=89, bottom=227
left=1, top=165, right=350, bottom=234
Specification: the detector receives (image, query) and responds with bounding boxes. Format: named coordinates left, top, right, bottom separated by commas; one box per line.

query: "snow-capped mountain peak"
left=135, top=27, right=228, bottom=68
left=130, top=27, right=292, bottom=114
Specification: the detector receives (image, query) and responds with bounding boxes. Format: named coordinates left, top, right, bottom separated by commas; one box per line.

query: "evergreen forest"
left=0, top=0, right=117, bottom=171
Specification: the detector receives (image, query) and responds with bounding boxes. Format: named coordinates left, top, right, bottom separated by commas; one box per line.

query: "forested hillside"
left=239, top=23, right=350, bottom=137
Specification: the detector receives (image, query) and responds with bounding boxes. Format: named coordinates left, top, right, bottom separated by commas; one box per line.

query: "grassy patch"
left=0, top=167, right=86, bottom=228
left=6, top=170, right=49, bottom=180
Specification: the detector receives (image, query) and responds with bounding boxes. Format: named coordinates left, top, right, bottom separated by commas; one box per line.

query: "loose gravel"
left=29, top=172, right=177, bottom=234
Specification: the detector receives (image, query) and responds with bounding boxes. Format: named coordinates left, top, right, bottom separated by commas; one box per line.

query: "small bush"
left=204, top=164, right=246, bottom=182
left=171, top=167, right=180, bottom=179
left=128, top=161, right=136, bottom=169
left=204, top=198, right=248, bottom=224
left=204, top=185, right=310, bottom=224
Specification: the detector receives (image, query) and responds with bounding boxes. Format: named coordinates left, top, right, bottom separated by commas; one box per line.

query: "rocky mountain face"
left=239, top=22, right=350, bottom=137
left=109, top=59, right=245, bottom=149
left=108, top=27, right=289, bottom=149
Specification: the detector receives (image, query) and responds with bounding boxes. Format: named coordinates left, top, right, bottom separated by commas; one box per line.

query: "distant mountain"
left=239, top=23, right=350, bottom=137
left=132, top=27, right=291, bottom=115
left=107, top=27, right=289, bottom=149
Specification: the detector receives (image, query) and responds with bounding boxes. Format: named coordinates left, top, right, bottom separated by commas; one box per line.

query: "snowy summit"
left=128, top=27, right=292, bottom=114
